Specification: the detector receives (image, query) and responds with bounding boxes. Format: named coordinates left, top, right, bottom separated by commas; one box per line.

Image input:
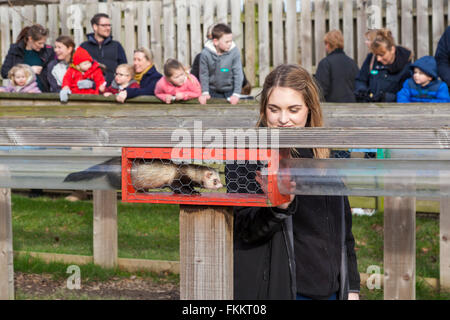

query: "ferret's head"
left=202, top=169, right=223, bottom=190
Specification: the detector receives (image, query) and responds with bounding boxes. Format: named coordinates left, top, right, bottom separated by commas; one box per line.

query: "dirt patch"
left=14, top=272, right=180, bottom=300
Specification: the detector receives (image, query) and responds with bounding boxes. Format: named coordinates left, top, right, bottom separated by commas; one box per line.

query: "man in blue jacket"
left=81, top=13, right=127, bottom=85
left=435, top=26, right=450, bottom=91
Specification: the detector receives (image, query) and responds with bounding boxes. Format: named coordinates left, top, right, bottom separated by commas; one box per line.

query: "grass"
left=8, top=193, right=446, bottom=299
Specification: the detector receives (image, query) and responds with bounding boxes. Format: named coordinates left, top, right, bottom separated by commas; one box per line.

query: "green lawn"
left=9, top=193, right=449, bottom=299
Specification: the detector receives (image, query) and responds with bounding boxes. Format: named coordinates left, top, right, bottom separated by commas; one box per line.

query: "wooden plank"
left=271, top=0, right=284, bottom=66
left=0, top=6, right=11, bottom=80
left=67, top=4, right=84, bottom=46
left=416, top=0, right=430, bottom=59
left=300, top=0, right=312, bottom=72
left=149, top=1, right=163, bottom=71
left=47, top=4, right=58, bottom=44
left=11, top=6, right=23, bottom=44
left=285, top=0, right=297, bottom=64
left=93, top=190, right=118, bottom=269
left=124, top=2, right=136, bottom=64
left=59, top=0, right=70, bottom=36
left=432, top=0, right=445, bottom=54
left=314, top=0, right=326, bottom=65
left=386, top=0, right=399, bottom=42
left=84, top=1, right=98, bottom=35
left=35, top=5, right=47, bottom=28
left=176, top=0, right=188, bottom=66
left=258, top=0, right=269, bottom=86
left=440, top=174, right=450, bottom=290
left=21, top=5, right=34, bottom=25
left=230, top=0, right=243, bottom=52
left=189, top=0, right=202, bottom=65
left=384, top=181, right=416, bottom=300
left=179, top=205, right=233, bottom=299
left=368, top=0, right=382, bottom=29
left=203, top=0, right=215, bottom=41
left=244, top=0, right=256, bottom=86
left=0, top=186, right=14, bottom=300
left=137, top=1, right=149, bottom=49
left=110, top=1, right=122, bottom=45
left=401, top=0, right=413, bottom=51
left=343, top=0, right=354, bottom=59
left=216, top=0, right=227, bottom=25
left=329, top=0, right=340, bottom=31
left=356, top=0, right=368, bottom=66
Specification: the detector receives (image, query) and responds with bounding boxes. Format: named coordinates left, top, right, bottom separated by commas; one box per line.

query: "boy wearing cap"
left=397, top=55, right=450, bottom=103
left=60, top=47, right=106, bottom=102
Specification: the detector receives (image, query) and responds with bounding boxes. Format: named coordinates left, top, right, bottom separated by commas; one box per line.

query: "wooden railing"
left=1, top=0, right=449, bottom=87
left=0, top=95, right=449, bottom=300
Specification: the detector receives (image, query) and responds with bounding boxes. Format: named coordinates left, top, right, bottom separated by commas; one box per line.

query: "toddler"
left=103, top=64, right=139, bottom=96
left=154, top=59, right=201, bottom=104
left=60, top=47, right=106, bottom=102
left=0, top=64, right=41, bottom=93
left=397, top=55, right=450, bottom=103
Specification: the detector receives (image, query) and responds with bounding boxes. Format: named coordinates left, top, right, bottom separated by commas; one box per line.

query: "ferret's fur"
left=64, top=157, right=223, bottom=194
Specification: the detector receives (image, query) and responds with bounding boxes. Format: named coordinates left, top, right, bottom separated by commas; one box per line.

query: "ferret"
left=63, top=157, right=223, bottom=195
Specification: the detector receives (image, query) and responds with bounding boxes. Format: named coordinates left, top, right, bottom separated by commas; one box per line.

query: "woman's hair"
left=371, top=29, right=396, bottom=55
left=16, top=24, right=49, bottom=44
left=8, top=64, right=33, bottom=84
left=163, top=58, right=185, bottom=77
left=134, top=47, right=153, bottom=62
left=365, top=29, right=379, bottom=43
left=55, top=35, right=75, bottom=61
left=324, top=30, right=344, bottom=51
left=256, top=64, right=329, bottom=159
left=116, top=64, right=135, bottom=78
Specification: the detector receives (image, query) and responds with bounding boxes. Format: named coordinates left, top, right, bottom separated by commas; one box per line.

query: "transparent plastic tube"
left=273, top=158, right=450, bottom=197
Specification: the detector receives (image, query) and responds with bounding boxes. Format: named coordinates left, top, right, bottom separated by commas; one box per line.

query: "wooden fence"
left=0, top=0, right=449, bottom=85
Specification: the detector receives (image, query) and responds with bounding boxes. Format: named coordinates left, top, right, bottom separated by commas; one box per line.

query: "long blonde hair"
left=257, top=64, right=329, bottom=159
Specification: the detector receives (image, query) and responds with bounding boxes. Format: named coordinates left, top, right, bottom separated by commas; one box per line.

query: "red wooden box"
left=121, top=147, right=290, bottom=207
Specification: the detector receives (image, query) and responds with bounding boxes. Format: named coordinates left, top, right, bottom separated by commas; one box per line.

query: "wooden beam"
left=440, top=174, right=450, bottom=291
left=179, top=205, right=233, bottom=300
left=0, top=185, right=14, bottom=300
left=384, top=179, right=416, bottom=300
left=93, top=190, right=118, bottom=269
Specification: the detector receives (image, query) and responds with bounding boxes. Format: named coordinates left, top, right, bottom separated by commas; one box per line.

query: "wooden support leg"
left=440, top=177, right=450, bottom=291
left=179, top=205, right=233, bottom=300
left=384, top=193, right=416, bottom=300
left=0, top=188, right=14, bottom=300
left=93, top=190, right=118, bottom=268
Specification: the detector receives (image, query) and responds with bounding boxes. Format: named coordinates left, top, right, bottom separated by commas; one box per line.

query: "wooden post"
left=0, top=187, right=14, bottom=300
left=93, top=190, right=118, bottom=269
left=244, top=0, right=256, bottom=86
left=179, top=205, right=233, bottom=300
left=384, top=178, right=416, bottom=300
left=440, top=175, right=450, bottom=291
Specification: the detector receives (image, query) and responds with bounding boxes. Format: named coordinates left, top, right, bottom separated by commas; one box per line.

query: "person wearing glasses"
left=80, top=13, right=127, bottom=86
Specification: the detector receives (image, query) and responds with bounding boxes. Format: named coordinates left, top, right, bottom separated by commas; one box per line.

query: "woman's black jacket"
left=1, top=40, right=55, bottom=92
left=354, top=46, right=412, bottom=102
left=228, top=148, right=360, bottom=300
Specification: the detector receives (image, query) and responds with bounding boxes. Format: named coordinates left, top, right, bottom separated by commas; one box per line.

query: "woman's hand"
left=255, top=171, right=296, bottom=210
left=348, top=293, right=359, bottom=300
left=31, top=66, right=43, bottom=75
left=116, top=90, right=127, bottom=103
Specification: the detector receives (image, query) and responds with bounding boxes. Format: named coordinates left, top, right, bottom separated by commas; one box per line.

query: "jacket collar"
left=87, top=33, right=112, bottom=46
left=205, top=40, right=236, bottom=56
left=328, top=48, right=344, bottom=56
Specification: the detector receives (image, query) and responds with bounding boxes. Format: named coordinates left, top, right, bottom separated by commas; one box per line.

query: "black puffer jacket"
left=1, top=40, right=55, bottom=92
left=314, top=48, right=359, bottom=102
left=228, top=149, right=360, bottom=300
left=435, top=26, right=450, bottom=89
left=354, top=46, right=412, bottom=102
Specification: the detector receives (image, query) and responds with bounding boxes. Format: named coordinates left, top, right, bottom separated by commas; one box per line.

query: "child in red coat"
left=60, top=47, right=106, bottom=102
left=154, top=58, right=201, bottom=104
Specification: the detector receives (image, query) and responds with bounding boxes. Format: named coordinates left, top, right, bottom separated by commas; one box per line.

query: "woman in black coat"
left=228, top=64, right=360, bottom=300
left=1, top=24, right=55, bottom=92
left=354, top=29, right=412, bottom=102
left=315, top=30, right=359, bottom=102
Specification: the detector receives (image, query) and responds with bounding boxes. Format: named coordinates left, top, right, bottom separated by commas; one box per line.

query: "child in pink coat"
left=0, top=64, right=41, bottom=93
left=154, top=59, right=201, bottom=103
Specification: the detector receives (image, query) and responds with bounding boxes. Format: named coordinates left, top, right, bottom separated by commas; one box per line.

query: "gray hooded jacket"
left=199, top=40, right=243, bottom=95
